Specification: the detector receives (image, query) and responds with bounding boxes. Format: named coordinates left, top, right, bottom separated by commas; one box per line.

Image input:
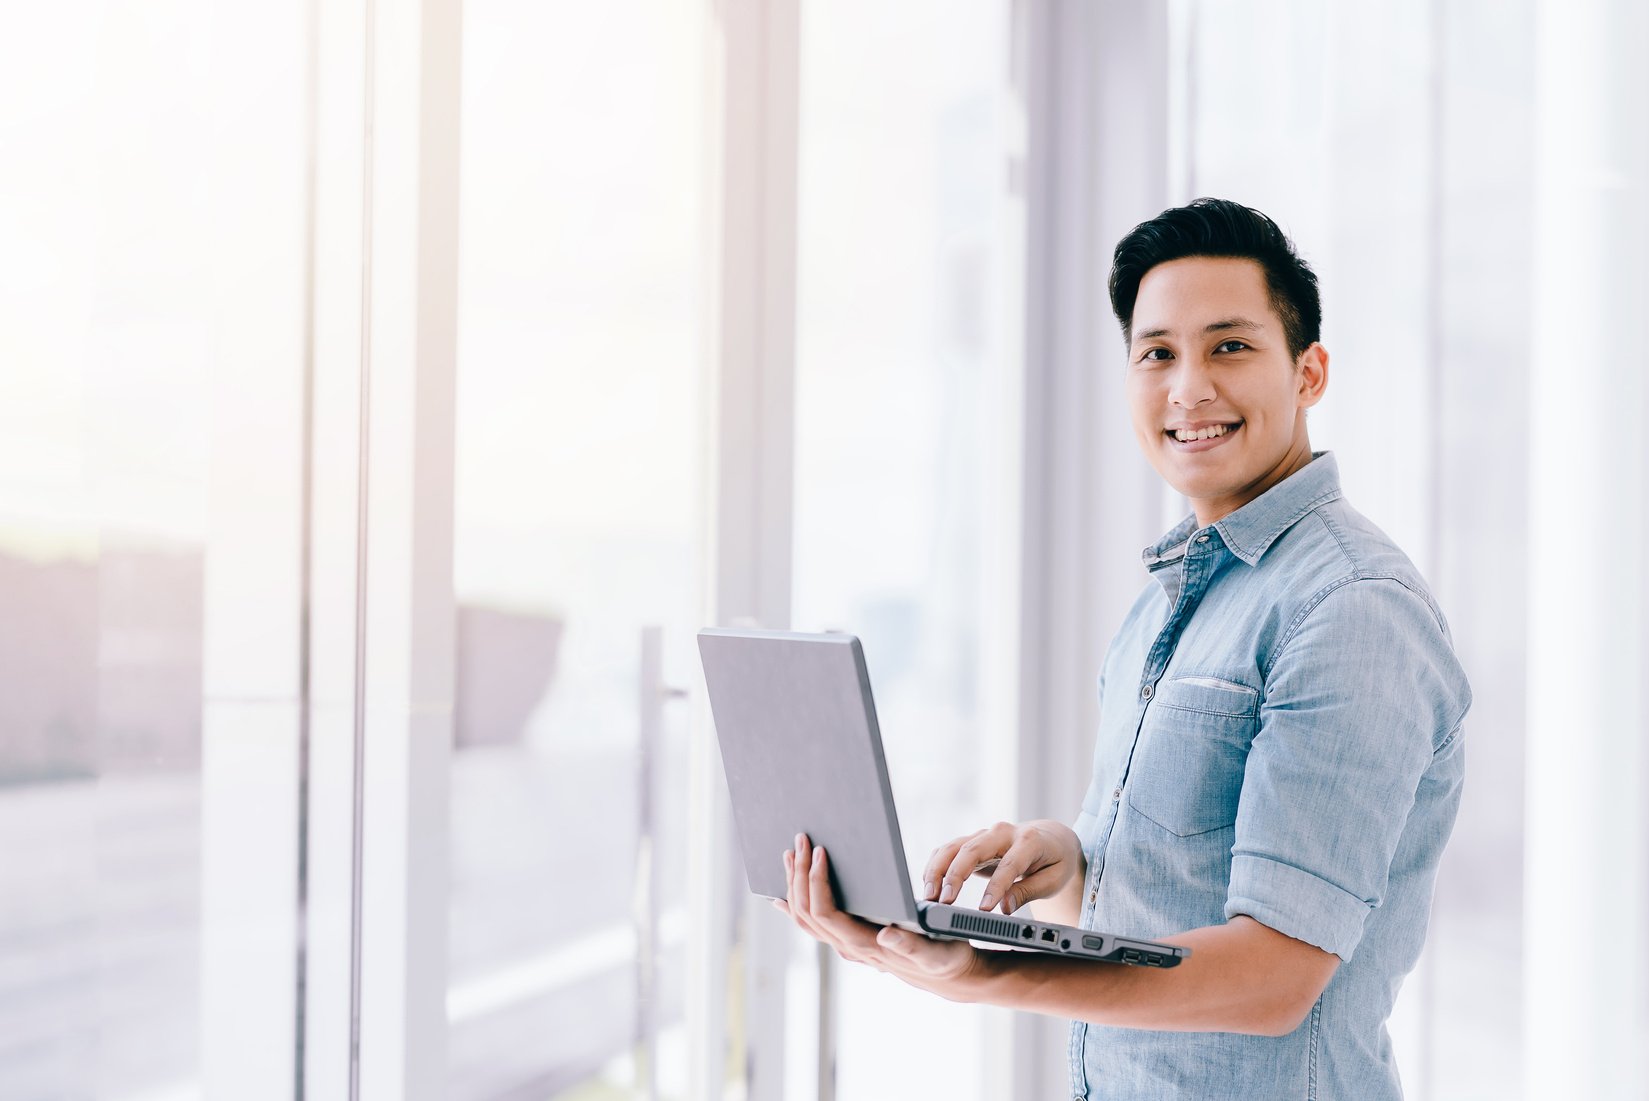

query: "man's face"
left=1125, top=255, right=1328, bottom=526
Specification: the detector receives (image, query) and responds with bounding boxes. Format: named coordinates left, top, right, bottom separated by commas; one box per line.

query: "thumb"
left=877, top=926, right=914, bottom=954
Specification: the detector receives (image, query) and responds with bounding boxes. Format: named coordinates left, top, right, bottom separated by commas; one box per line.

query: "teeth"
left=1172, top=423, right=1233, bottom=442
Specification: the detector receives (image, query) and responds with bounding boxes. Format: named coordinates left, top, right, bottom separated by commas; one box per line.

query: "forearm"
left=957, top=916, right=1334, bottom=1037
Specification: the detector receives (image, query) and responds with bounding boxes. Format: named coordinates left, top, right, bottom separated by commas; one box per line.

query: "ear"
left=1296, top=342, right=1329, bottom=410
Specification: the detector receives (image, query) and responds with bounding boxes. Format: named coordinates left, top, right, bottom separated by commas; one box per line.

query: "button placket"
left=1094, top=550, right=1209, bottom=922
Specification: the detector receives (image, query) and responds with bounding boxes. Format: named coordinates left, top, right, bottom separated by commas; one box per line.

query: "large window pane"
left=0, top=4, right=307, bottom=1098
left=449, top=3, right=705, bottom=1097
left=791, top=2, right=1017, bottom=1097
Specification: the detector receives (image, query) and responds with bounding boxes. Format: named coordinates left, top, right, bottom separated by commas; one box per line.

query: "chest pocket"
left=1127, top=676, right=1260, bottom=837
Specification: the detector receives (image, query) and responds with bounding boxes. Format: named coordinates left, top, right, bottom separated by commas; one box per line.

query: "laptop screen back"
left=696, top=628, right=921, bottom=927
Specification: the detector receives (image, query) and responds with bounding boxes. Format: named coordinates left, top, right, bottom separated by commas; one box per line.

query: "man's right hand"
left=921, top=819, right=1086, bottom=917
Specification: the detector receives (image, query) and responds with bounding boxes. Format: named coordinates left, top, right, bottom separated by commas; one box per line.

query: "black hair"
left=1108, top=198, right=1321, bottom=361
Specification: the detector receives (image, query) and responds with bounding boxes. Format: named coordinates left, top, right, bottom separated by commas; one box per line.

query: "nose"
left=1166, top=356, right=1216, bottom=409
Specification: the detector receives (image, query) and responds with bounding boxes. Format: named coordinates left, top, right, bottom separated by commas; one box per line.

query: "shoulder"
left=1265, top=497, right=1451, bottom=638
left=1257, top=501, right=1471, bottom=734
left=1266, top=577, right=1472, bottom=746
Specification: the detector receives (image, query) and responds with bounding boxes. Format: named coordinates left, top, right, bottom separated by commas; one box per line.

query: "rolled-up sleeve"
left=1224, top=576, right=1470, bottom=961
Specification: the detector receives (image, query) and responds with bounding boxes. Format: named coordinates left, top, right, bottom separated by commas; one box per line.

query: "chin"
left=1158, top=459, right=1235, bottom=495
left=1163, top=465, right=1250, bottom=509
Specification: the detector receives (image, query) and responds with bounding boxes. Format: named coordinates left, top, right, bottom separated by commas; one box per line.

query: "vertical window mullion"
left=692, top=1, right=801, bottom=1099
left=303, top=0, right=461, bottom=1096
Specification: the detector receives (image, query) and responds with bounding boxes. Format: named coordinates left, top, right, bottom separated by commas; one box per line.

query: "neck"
left=1191, top=439, right=1316, bottom=528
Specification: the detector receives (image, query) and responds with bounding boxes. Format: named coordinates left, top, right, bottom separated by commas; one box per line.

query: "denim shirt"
left=1069, top=452, right=1470, bottom=1100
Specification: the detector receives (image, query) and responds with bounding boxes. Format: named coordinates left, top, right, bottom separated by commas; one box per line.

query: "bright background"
left=1, top=1, right=1645, bottom=1099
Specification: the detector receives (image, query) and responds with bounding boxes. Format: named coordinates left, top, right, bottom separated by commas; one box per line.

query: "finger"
left=804, top=847, right=887, bottom=960
left=993, top=862, right=1066, bottom=915
left=806, top=843, right=837, bottom=923
left=804, top=850, right=831, bottom=909
left=787, top=847, right=814, bottom=937
left=807, top=850, right=870, bottom=939
left=920, top=836, right=970, bottom=901
left=935, top=831, right=988, bottom=904
left=875, top=923, right=972, bottom=982
left=780, top=841, right=889, bottom=974
left=790, top=836, right=812, bottom=932
left=979, top=836, right=1053, bottom=911
left=978, top=851, right=1034, bottom=912
left=792, top=838, right=839, bottom=946
left=939, top=823, right=1013, bottom=904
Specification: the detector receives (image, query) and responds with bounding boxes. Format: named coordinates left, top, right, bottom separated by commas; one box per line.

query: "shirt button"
left=1196, top=534, right=1210, bottom=544
left=1140, top=683, right=1153, bottom=701
left=1112, top=787, right=1122, bottom=801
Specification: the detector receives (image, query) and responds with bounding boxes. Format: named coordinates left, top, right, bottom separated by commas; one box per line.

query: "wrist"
left=955, top=945, right=1007, bottom=1004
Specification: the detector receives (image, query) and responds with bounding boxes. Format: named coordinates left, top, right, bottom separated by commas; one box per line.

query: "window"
left=448, top=2, right=705, bottom=1096
left=790, top=2, right=1019, bottom=1095
left=0, top=3, right=309, bottom=1096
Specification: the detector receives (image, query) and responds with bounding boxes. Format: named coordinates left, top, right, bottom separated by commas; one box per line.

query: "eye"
left=1138, top=347, right=1173, bottom=363
left=1214, top=339, right=1250, bottom=353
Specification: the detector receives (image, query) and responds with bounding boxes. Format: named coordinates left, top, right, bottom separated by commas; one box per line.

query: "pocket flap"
left=1158, top=675, right=1259, bottom=718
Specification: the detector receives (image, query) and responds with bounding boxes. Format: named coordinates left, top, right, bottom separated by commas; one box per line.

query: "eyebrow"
left=1133, top=317, right=1265, bottom=343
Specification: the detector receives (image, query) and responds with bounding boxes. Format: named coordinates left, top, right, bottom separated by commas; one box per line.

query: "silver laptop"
left=697, top=627, right=1188, bottom=968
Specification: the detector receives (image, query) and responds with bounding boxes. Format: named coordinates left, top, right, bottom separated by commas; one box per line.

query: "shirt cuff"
left=1224, top=853, right=1371, bottom=961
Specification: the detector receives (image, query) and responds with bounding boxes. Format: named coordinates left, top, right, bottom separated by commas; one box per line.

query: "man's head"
left=1110, top=199, right=1329, bottom=526
left=1110, top=197, right=1321, bottom=359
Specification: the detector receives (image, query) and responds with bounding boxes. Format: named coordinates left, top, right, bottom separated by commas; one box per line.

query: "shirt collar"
left=1142, top=450, right=1343, bottom=572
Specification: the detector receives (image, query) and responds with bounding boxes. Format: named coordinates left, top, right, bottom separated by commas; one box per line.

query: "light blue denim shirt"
left=1069, top=452, right=1470, bottom=1100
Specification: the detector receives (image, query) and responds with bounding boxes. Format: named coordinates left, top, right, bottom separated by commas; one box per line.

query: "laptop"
left=696, top=627, right=1188, bottom=968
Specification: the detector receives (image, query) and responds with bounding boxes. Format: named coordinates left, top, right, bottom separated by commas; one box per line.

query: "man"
left=776, top=198, right=1471, bottom=1099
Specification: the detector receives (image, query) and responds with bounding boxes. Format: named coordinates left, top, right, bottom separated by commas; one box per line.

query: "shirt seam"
left=1263, top=572, right=1363, bottom=680
left=1262, top=573, right=1471, bottom=751
left=1316, top=508, right=1455, bottom=632
left=1311, top=506, right=1362, bottom=570
left=1308, top=996, right=1322, bottom=1100
left=1262, top=572, right=1450, bottom=681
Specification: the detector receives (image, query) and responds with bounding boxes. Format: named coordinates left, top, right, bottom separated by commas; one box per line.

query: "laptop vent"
left=946, top=911, right=1019, bottom=940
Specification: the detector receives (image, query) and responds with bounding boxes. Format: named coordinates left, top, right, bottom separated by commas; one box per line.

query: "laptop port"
left=1021, top=926, right=1035, bottom=939
left=1041, top=928, right=1057, bottom=943
left=1060, top=938, right=1071, bottom=950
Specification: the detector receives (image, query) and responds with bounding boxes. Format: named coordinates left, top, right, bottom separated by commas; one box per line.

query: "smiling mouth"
left=1165, top=421, right=1242, bottom=444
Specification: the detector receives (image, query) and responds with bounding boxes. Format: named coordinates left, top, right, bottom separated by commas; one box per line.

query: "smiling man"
left=776, top=198, right=1472, bottom=1100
